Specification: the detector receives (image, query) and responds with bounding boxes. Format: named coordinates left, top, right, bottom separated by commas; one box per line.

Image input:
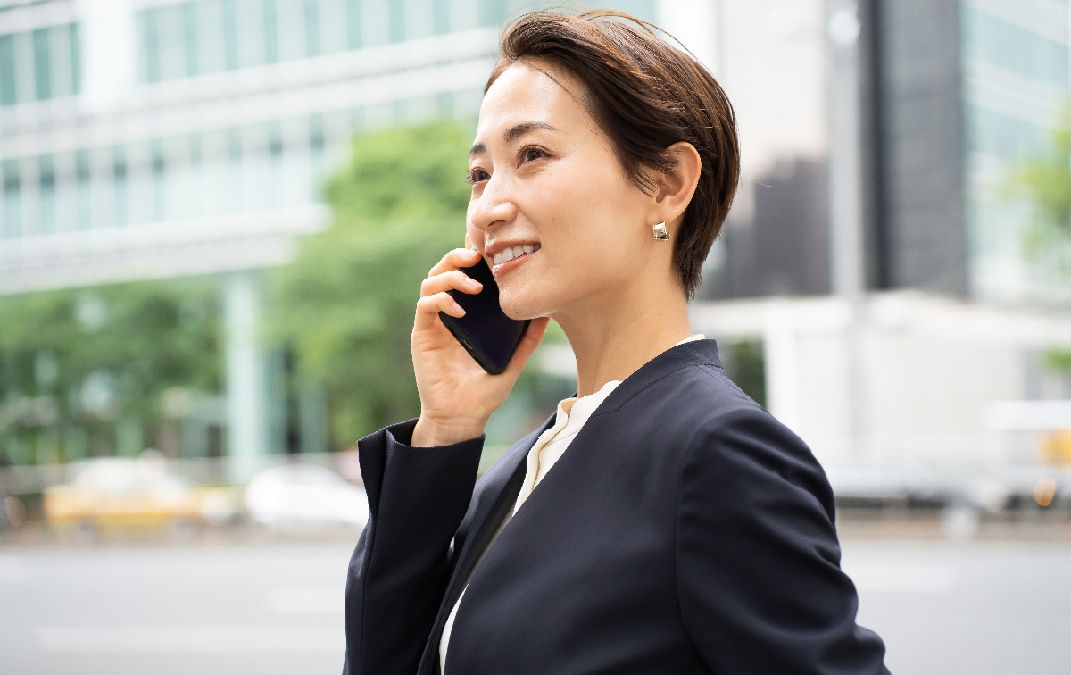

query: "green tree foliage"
left=269, top=121, right=475, bottom=447
left=1006, top=99, right=1071, bottom=381
left=0, top=279, right=221, bottom=465
left=1006, top=100, right=1071, bottom=277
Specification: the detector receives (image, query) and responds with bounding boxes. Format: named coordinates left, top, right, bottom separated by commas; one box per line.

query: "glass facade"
left=0, top=20, right=79, bottom=106
left=1, top=0, right=661, bottom=246
left=961, top=0, right=1071, bottom=303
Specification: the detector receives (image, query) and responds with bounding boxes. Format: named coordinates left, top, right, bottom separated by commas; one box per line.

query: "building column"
left=826, top=0, right=867, bottom=460
left=224, top=271, right=267, bottom=484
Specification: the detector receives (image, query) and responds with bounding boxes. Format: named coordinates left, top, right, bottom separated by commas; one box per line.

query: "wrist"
left=412, top=415, right=486, bottom=447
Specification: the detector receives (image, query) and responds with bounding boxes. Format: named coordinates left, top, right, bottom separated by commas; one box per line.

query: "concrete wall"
left=692, top=294, right=1071, bottom=473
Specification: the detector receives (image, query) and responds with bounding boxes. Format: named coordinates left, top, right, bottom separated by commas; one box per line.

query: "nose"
left=468, top=174, right=517, bottom=233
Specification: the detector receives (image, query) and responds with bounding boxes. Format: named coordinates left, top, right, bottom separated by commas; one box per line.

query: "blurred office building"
left=704, top=0, right=1071, bottom=502
left=710, top=0, right=1071, bottom=306
left=0, top=0, right=664, bottom=481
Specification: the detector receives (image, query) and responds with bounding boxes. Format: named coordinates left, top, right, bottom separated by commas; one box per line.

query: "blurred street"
left=0, top=532, right=354, bottom=675
left=2, top=520, right=1070, bottom=675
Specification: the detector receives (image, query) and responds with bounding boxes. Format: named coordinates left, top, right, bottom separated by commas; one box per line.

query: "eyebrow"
left=469, top=121, right=557, bottom=157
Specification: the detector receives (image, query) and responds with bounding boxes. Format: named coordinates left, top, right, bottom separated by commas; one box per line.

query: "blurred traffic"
left=1, top=450, right=369, bottom=540
left=244, top=462, right=368, bottom=532
left=2, top=427, right=1070, bottom=542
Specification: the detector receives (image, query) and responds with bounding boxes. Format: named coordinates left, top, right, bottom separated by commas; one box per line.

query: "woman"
left=344, top=9, right=888, bottom=675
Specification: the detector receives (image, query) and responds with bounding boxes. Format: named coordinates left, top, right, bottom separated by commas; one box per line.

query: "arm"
left=343, top=247, right=549, bottom=674
left=343, top=420, right=483, bottom=675
left=676, top=407, right=889, bottom=674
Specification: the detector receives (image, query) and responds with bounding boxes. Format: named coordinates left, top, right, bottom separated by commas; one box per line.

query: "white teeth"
left=493, top=244, right=540, bottom=266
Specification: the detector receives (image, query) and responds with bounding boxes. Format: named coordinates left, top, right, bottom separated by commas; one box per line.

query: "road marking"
left=264, top=586, right=342, bottom=615
left=38, top=626, right=340, bottom=653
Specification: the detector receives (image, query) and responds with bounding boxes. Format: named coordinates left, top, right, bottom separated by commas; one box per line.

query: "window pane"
left=2, top=159, right=20, bottom=238
left=227, top=128, right=244, bottom=212
left=319, top=0, right=346, bottom=54
left=68, top=23, right=81, bottom=95
left=242, top=123, right=270, bottom=211
left=142, top=9, right=162, bottom=83
left=88, top=147, right=112, bottom=229
left=345, top=0, right=361, bottom=49
left=183, top=2, right=199, bottom=76
left=963, top=7, right=1069, bottom=87
left=200, top=129, right=229, bottom=215
left=53, top=153, right=76, bottom=233
left=304, top=0, right=320, bottom=56
left=235, top=0, right=265, bottom=68
left=159, top=5, right=188, bottom=81
left=186, top=134, right=204, bottom=219
left=388, top=0, right=405, bottom=42
left=196, top=0, right=226, bottom=75
left=32, top=27, right=52, bottom=100
left=75, top=150, right=91, bottom=230
left=151, top=139, right=166, bottom=220
left=267, top=121, right=284, bottom=208
left=112, top=148, right=128, bottom=226
left=38, top=155, right=56, bottom=234
left=47, top=25, right=72, bottom=97
left=433, top=0, right=450, bottom=35
left=222, top=0, right=239, bottom=70
left=477, top=0, right=506, bottom=28
left=0, top=34, right=15, bottom=106
left=263, top=0, right=279, bottom=63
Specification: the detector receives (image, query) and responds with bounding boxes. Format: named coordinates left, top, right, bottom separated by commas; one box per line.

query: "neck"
left=557, top=292, right=693, bottom=397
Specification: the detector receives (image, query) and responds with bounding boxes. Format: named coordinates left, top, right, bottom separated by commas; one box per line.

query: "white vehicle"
left=244, top=462, right=369, bottom=531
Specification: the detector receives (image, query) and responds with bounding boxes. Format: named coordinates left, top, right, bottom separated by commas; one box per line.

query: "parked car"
left=244, top=462, right=369, bottom=532
left=43, top=455, right=239, bottom=535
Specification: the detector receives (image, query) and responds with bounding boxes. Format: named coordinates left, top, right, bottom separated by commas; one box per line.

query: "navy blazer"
left=344, top=339, right=888, bottom=674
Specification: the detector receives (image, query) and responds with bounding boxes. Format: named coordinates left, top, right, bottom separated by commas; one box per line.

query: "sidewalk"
left=836, top=506, right=1071, bottom=541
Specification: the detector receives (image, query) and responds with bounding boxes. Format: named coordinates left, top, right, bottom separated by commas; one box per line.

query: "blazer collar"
left=592, top=337, right=723, bottom=416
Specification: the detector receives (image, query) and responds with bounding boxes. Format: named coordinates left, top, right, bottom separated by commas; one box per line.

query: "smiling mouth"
left=492, top=244, right=540, bottom=267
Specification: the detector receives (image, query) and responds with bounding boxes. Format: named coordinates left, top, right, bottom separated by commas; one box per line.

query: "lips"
left=492, top=244, right=540, bottom=266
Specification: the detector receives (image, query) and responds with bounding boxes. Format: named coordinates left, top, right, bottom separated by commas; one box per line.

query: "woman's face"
left=466, top=60, right=658, bottom=322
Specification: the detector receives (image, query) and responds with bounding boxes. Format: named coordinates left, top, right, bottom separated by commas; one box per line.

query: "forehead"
left=475, top=60, right=595, bottom=140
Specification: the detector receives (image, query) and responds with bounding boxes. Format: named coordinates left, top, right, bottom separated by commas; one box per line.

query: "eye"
left=519, top=146, right=549, bottom=164
left=466, top=167, right=490, bottom=185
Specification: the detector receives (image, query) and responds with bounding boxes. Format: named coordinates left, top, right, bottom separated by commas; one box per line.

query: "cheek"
left=464, top=213, right=478, bottom=247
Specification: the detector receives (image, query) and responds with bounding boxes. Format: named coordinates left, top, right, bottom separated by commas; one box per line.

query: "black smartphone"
left=438, top=257, right=530, bottom=375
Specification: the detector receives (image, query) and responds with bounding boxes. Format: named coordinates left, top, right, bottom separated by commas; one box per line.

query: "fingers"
left=417, top=248, right=484, bottom=323
left=427, top=247, right=480, bottom=278
left=419, top=269, right=482, bottom=299
left=415, top=292, right=465, bottom=322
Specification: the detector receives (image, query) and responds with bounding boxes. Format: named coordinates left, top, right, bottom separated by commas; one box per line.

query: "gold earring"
left=652, top=222, right=670, bottom=241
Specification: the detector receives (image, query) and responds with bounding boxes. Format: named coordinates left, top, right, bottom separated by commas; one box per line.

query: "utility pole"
left=826, top=0, right=867, bottom=460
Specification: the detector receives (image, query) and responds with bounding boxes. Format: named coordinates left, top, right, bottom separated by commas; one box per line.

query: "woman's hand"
left=411, top=247, right=549, bottom=447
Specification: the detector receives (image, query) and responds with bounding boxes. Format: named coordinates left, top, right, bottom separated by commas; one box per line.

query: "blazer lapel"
left=417, top=417, right=553, bottom=674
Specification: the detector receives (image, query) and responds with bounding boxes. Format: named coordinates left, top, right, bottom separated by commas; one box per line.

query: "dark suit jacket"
left=343, top=339, right=888, bottom=674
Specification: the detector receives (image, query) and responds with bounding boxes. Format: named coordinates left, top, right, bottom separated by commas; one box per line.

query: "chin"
left=498, top=291, right=542, bottom=322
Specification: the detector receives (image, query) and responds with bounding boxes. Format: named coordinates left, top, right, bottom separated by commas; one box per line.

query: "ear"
left=652, top=142, right=702, bottom=228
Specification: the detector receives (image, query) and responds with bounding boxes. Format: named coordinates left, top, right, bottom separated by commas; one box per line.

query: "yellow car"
left=44, top=456, right=238, bottom=535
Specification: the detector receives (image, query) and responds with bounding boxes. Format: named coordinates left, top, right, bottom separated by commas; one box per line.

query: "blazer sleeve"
left=343, top=420, right=483, bottom=675
left=675, top=406, right=889, bottom=674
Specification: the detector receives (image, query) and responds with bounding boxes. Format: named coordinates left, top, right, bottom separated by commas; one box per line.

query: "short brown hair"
left=488, top=9, right=740, bottom=298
